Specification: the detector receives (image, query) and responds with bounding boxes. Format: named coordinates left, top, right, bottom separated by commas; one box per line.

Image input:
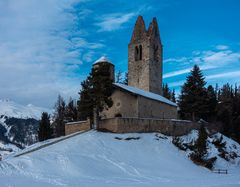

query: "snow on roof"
left=93, top=56, right=112, bottom=65
left=114, top=83, right=177, bottom=107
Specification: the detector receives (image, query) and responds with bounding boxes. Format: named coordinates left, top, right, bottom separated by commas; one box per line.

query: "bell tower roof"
left=147, top=17, right=161, bottom=42
left=130, top=15, right=147, bottom=43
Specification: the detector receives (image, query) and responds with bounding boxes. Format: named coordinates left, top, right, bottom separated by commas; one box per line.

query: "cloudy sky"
left=0, top=0, right=240, bottom=108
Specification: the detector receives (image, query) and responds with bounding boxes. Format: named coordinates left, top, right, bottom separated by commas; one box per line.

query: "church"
left=96, top=16, right=177, bottom=120
left=65, top=16, right=198, bottom=136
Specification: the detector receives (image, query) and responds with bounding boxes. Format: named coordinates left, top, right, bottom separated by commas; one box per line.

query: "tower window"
left=139, top=45, right=142, bottom=60
left=135, top=46, right=139, bottom=61
left=134, top=45, right=142, bottom=61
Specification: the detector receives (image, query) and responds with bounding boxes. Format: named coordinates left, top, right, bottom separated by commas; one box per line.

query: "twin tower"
left=128, top=16, right=163, bottom=95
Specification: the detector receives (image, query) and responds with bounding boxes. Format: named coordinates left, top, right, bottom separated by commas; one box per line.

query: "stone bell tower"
left=128, top=16, right=163, bottom=95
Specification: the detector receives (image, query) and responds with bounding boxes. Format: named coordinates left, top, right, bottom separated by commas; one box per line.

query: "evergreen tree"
left=171, top=89, right=176, bottom=103
left=78, top=62, right=114, bottom=129
left=215, top=84, right=240, bottom=142
left=78, top=78, right=94, bottom=122
left=178, top=65, right=207, bottom=121
left=123, top=72, right=128, bottom=85
left=115, top=70, right=122, bottom=83
left=205, top=85, right=217, bottom=120
left=190, top=124, right=208, bottom=163
left=162, top=83, right=171, bottom=100
left=194, top=124, right=208, bottom=158
left=232, top=116, right=240, bottom=142
left=91, top=63, right=114, bottom=128
left=38, top=112, right=52, bottom=141
left=65, top=97, right=78, bottom=121
left=53, top=95, right=66, bottom=137
left=217, top=84, right=234, bottom=136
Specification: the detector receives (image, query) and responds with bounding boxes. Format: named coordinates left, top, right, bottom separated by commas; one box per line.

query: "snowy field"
left=0, top=130, right=240, bottom=187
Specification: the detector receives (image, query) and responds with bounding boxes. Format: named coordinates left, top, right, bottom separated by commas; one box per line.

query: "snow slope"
left=0, top=131, right=240, bottom=187
left=0, top=99, right=51, bottom=119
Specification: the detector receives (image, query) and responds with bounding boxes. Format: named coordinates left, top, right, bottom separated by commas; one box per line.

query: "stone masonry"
left=65, top=119, right=90, bottom=135
left=128, top=16, right=163, bottom=95
left=98, top=118, right=200, bottom=136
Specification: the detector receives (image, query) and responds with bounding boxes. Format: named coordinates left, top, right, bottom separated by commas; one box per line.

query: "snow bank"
left=0, top=130, right=239, bottom=187
left=178, top=130, right=240, bottom=169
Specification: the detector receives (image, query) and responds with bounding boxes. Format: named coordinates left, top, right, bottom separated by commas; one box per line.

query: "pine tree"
left=115, top=70, right=122, bottom=83
left=162, top=83, right=172, bottom=100
left=215, top=84, right=240, bottom=142
left=205, top=85, right=217, bottom=120
left=217, top=83, right=234, bottom=136
left=65, top=97, right=78, bottom=122
left=171, top=89, right=176, bottom=103
left=38, top=112, right=52, bottom=141
left=91, top=63, right=114, bottom=128
left=78, top=78, right=94, bottom=122
left=178, top=65, right=207, bottom=121
left=190, top=124, right=208, bottom=163
left=53, top=95, right=66, bottom=137
left=194, top=124, right=208, bottom=158
left=78, top=62, right=114, bottom=129
left=123, top=72, right=128, bottom=85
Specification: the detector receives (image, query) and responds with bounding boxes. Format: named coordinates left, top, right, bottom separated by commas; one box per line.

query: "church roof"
left=113, top=83, right=177, bottom=107
left=93, top=56, right=113, bottom=65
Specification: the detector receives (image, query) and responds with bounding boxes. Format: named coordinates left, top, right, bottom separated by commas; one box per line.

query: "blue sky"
left=0, top=0, right=240, bottom=108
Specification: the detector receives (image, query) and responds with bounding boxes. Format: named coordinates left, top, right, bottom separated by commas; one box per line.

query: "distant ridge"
left=0, top=99, right=52, bottom=119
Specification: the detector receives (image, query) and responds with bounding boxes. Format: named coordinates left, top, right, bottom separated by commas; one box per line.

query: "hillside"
left=0, top=130, right=240, bottom=187
left=0, top=99, right=51, bottom=155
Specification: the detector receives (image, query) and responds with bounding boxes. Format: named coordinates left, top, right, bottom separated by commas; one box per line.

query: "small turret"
left=93, top=56, right=115, bottom=82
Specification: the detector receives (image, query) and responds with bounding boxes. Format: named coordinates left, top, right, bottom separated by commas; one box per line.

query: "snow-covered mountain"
left=0, top=99, right=51, bottom=119
left=1, top=131, right=240, bottom=186
left=0, top=99, right=52, bottom=154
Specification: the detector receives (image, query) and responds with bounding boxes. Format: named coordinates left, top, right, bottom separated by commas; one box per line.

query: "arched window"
left=135, top=46, right=139, bottom=61
left=115, top=113, right=122, bottom=117
left=139, top=45, right=142, bottom=60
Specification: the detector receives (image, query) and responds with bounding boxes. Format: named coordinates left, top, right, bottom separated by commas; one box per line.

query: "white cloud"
left=163, top=68, right=192, bottom=78
left=216, top=45, right=229, bottom=50
left=168, top=81, right=185, bottom=87
left=163, top=57, right=188, bottom=64
left=206, top=71, right=240, bottom=80
left=95, top=12, right=136, bottom=32
left=164, top=46, right=240, bottom=79
left=202, top=50, right=240, bottom=66
left=0, top=0, right=98, bottom=108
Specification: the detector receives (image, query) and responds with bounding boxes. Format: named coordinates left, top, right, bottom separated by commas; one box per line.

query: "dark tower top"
left=128, top=16, right=163, bottom=95
left=93, top=56, right=115, bottom=82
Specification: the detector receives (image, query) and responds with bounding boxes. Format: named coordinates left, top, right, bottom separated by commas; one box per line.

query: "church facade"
left=99, top=16, right=178, bottom=120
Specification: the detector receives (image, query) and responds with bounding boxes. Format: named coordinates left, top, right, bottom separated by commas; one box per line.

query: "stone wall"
left=98, top=117, right=199, bottom=136
left=65, top=119, right=90, bottom=135
left=101, top=89, right=138, bottom=119
left=137, top=96, right=177, bottom=119
left=101, top=89, right=177, bottom=120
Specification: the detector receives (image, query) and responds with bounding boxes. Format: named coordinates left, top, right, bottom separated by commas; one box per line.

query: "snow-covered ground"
left=0, top=130, right=240, bottom=187
left=0, top=99, right=51, bottom=119
left=0, top=141, right=20, bottom=158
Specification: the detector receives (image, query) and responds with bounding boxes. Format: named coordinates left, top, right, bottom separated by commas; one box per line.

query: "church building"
left=96, top=16, right=178, bottom=120
left=65, top=16, right=198, bottom=136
